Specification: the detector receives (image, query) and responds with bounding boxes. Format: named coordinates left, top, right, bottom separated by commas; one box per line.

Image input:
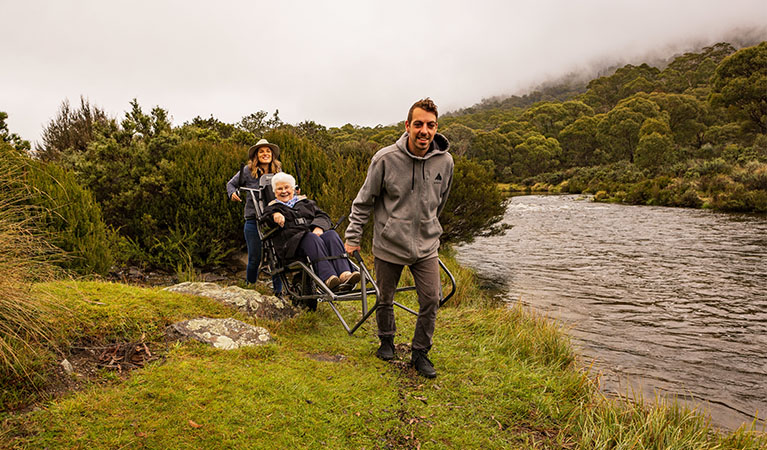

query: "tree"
left=178, top=115, right=241, bottom=142
left=635, top=131, right=674, bottom=171
left=441, top=123, right=475, bottom=157
left=643, top=93, right=707, bottom=148
left=471, top=131, right=512, bottom=180
left=597, top=95, right=661, bottom=163
left=293, top=120, right=332, bottom=150
left=238, top=111, right=270, bottom=136
left=120, top=99, right=172, bottom=139
left=0, top=111, right=30, bottom=153
left=520, top=103, right=566, bottom=138
left=511, top=133, right=562, bottom=178
left=559, top=115, right=602, bottom=167
left=39, top=97, right=111, bottom=162
left=519, top=101, right=594, bottom=139
left=581, top=63, right=660, bottom=113
left=710, top=42, right=767, bottom=134
left=496, top=120, right=529, bottom=135
left=658, top=42, right=735, bottom=95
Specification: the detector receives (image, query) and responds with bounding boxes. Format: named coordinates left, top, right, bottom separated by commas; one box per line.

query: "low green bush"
left=710, top=185, right=767, bottom=212
left=733, top=161, right=767, bottom=190
left=1, top=143, right=112, bottom=275
left=26, top=161, right=113, bottom=275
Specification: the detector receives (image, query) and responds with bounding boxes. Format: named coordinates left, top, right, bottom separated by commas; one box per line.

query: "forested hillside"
left=439, top=42, right=767, bottom=211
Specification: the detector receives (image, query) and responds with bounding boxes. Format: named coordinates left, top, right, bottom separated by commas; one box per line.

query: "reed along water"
left=455, top=194, right=766, bottom=430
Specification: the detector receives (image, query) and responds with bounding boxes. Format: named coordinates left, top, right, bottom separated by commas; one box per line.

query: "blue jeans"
left=244, top=220, right=283, bottom=294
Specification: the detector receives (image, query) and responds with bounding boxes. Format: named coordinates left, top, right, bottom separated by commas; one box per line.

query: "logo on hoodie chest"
left=433, top=172, right=443, bottom=185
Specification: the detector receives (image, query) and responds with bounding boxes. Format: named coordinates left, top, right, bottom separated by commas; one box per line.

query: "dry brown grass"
left=0, top=156, right=61, bottom=380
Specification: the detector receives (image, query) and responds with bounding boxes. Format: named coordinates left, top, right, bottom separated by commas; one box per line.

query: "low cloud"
left=2, top=0, right=766, bottom=144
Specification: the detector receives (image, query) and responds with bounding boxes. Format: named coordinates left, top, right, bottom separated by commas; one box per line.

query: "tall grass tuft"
left=571, top=390, right=767, bottom=449
left=0, top=152, right=61, bottom=404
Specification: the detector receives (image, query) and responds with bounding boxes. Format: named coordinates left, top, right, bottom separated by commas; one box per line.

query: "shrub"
left=624, top=180, right=654, bottom=205
left=265, top=128, right=332, bottom=198
left=593, top=190, right=609, bottom=201
left=668, top=181, right=704, bottom=208
left=26, top=161, right=113, bottom=275
left=733, top=161, right=767, bottom=190
left=155, top=141, right=244, bottom=268
left=699, top=173, right=735, bottom=194
left=710, top=184, right=767, bottom=212
left=1, top=143, right=112, bottom=275
left=440, top=157, right=510, bottom=244
left=698, top=158, right=732, bottom=176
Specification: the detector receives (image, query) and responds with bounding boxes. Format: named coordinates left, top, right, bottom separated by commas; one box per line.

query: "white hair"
left=271, top=172, right=296, bottom=191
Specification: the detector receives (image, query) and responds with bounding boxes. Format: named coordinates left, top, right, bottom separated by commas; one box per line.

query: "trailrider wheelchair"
left=239, top=174, right=456, bottom=335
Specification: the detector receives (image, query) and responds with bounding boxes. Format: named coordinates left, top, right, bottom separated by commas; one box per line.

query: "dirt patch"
left=306, top=352, right=347, bottom=363
left=6, top=338, right=169, bottom=416
left=375, top=341, right=439, bottom=448
left=68, top=341, right=163, bottom=375
left=106, top=251, right=248, bottom=288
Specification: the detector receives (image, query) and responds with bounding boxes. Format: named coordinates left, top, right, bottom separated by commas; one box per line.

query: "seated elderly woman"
left=263, top=172, right=360, bottom=291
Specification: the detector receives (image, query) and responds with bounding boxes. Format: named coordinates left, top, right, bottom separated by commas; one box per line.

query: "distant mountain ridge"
left=447, top=29, right=767, bottom=116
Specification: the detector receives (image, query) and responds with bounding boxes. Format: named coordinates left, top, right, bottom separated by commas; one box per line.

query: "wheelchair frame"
left=239, top=175, right=456, bottom=335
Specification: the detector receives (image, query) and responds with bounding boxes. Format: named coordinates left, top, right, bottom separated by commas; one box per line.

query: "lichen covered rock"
left=164, top=282, right=298, bottom=320
left=170, top=317, right=272, bottom=350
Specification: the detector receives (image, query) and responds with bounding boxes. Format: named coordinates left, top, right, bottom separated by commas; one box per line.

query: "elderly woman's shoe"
left=339, top=271, right=360, bottom=283
left=324, top=275, right=341, bottom=290
left=339, top=271, right=361, bottom=289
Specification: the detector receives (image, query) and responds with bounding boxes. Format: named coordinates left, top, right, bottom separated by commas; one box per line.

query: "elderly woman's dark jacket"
left=263, top=196, right=333, bottom=260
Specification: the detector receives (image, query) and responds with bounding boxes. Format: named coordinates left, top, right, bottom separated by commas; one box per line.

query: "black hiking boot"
left=411, top=349, right=436, bottom=378
left=376, top=336, right=395, bottom=361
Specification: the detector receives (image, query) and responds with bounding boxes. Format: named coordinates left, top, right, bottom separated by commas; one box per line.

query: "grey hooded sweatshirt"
left=345, top=132, right=453, bottom=265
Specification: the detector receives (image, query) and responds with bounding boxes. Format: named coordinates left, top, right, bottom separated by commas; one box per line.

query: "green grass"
left=1, top=257, right=765, bottom=449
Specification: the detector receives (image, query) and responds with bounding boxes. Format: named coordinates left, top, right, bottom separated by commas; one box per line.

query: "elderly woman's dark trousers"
left=297, top=230, right=352, bottom=281
left=374, top=256, right=440, bottom=352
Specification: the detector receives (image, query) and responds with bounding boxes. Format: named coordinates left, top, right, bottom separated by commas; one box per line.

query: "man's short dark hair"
left=408, top=98, right=439, bottom=123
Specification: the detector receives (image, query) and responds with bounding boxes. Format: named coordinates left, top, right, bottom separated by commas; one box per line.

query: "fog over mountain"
left=2, top=0, right=766, bottom=145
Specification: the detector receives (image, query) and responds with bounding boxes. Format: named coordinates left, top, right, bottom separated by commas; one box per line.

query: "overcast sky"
left=2, top=0, right=766, bottom=145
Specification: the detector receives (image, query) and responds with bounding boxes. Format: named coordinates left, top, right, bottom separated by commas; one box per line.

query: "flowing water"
left=455, top=195, right=767, bottom=430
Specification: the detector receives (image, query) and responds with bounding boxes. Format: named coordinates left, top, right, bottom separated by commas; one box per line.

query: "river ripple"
left=455, top=194, right=767, bottom=430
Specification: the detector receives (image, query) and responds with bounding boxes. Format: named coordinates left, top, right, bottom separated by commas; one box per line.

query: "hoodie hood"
left=394, top=132, right=451, bottom=191
left=395, top=132, right=450, bottom=160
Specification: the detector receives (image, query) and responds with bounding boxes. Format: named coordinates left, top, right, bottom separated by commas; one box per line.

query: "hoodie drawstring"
left=411, top=159, right=428, bottom=191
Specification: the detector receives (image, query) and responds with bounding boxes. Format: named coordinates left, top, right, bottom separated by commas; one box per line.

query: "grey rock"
left=170, top=317, right=272, bottom=350
left=61, top=358, right=74, bottom=374
left=164, top=282, right=298, bottom=320
left=200, top=272, right=226, bottom=282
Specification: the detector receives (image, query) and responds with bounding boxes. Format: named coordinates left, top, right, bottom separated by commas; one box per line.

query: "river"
left=455, top=194, right=767, bottom=431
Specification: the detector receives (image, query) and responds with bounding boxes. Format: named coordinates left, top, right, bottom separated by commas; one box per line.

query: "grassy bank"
left=1, top=255, right=765, bottom=449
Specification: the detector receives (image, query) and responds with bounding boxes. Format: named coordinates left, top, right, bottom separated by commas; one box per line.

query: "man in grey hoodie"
left=344, top=98, right=453, bottom=378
